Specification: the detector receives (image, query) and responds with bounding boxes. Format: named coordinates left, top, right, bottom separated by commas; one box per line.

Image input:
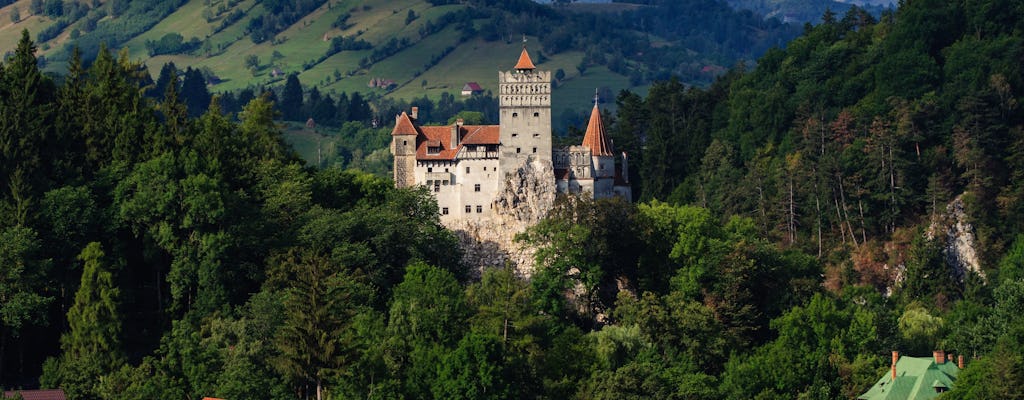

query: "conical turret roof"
left=391, top=112, right=418, bottom=136
left=582, top=104, right=613, bottom=156
left=514, top=47, right=536, bottom=70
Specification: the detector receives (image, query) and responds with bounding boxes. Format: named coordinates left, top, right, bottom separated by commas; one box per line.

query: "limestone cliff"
left=445, top=157, right=556, bottom=278
left=927, top=194, right=987, bottom=283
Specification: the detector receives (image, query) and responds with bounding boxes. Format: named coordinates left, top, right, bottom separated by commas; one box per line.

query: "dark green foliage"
left=41, top=242, right=124, bottom=400
left=145, top=33, right=201, bottom=57
left=280, top=74, right=304, bottom=122
left=432, top=333, right=514, bottom=399
left=3, top=1, right=1024, bottom=398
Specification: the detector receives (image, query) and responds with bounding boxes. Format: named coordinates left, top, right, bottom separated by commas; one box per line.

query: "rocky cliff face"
left=445, top=157, right=556, bottom=278
left=929, top=194, right=987, bottom=283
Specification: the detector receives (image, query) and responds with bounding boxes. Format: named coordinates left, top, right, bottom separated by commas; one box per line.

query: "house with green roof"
left=859, top=351, right=962, bottom=400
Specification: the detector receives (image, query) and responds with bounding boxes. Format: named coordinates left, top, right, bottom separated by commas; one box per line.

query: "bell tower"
left=498, top=41, right=552, bottom=176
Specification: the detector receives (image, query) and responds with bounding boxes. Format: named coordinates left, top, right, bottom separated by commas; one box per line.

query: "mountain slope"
left=0, top=0, right=798, bottom=122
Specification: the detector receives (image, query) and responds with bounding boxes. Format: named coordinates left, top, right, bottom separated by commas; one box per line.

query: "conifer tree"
left=41, top=242, right=123, bottom=399
left=0, top=30, right=54, bottom=225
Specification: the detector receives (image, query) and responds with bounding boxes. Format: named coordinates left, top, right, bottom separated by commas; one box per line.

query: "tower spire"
left=582, top=100, right=612, bottom=156
left=514, top=36, right=536, bottom=71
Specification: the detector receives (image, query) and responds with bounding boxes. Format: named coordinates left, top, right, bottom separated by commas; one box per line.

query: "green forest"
left=2, top=0, right=1024, bottom=399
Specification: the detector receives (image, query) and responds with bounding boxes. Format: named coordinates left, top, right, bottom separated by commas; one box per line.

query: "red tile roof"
left=463, top=82, right=483, bottom=92
left=4, top=389, right=67, bottom=400
left=514, top=47, right=536, bottom=70
left=402, top=120, right=501, bottom=161
left=460, top=125, right=500, bottom=145
left=391, top=112, right=418, bottom=136
left=582, top=104, right=613, bottom=156
left=418, top=126, right=460, bottom=160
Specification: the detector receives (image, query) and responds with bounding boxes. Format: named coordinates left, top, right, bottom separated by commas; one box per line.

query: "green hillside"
left=0, top=0, right=796, bottom=124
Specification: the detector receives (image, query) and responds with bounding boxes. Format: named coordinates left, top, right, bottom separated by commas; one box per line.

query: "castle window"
left=475, top=184, right=481, bottom=192
left=513, top=112, right=518, bottom=117
left=466, top=167, right=470, bottom=173
left=428, top=167, right=433, bottom=172
left=516, top=148, right=521, bottom=153
left=476, top=205, right=483, bottom=213
left=533, top=112, right=539, bottom=117
left=403, top=140, right=407, bottom=145
left=512, top=133, right=518, bottom=137
left=442, top=207, right=449, bottom=215
left=466, top=205, right=472, bottom=213
left=533, top=133, right=540, bottom=137
left=533, top=147, right=537, bottom=153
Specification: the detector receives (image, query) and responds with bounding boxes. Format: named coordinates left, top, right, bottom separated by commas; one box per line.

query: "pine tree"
left=41, top=242, right=124, bottom=399
left=281, top=73, right=304, bottom=122
left=0, top=30, right=54, bottom=225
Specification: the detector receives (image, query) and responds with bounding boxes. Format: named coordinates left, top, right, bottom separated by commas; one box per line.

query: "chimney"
left=934, top=350, right=946, bottom=364
left=411, top=107, right=419, bottom=119
left=891, top=351, right=899, bottom=381
left=958, top=354, right=964, bottom=369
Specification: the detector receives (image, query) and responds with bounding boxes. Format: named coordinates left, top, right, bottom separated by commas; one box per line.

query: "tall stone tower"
left=498, top=45, right=552, bottom=177
left=390, top=111, right=418, bottom=188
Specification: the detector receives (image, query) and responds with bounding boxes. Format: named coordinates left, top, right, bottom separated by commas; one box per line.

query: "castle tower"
left=498, top=44, right=552, bottom=176
left=391, top=111, right=418, bottom=188
left=582, top=99, right=616, bottom=197
left=582, top=100, right=614, bottom=179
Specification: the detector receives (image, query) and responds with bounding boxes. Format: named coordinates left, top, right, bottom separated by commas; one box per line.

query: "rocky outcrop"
left=927, top=194, right=987, bottom=283
left=445, top=157, right=556, bottom=278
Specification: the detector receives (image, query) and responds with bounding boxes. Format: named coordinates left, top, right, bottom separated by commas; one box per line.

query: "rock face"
left=926, top=194, right=987, bottom=283
left=444, top=157, right=556, bottom=278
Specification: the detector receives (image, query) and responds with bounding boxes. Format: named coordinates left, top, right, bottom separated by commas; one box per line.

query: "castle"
left=390, top=46, right=631, bottom=224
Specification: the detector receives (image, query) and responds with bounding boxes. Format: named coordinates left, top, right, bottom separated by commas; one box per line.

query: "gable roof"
left=391, top=112, right=419, bottom=136
left=514, top=47, right=536, bottom=70
left=4, top=389, right=67, bottom=400
left=582, top=104, right=613, bottom=156
left=463, top=82, right=483, bottom=92
left=858, top=356, right=960, bottom=400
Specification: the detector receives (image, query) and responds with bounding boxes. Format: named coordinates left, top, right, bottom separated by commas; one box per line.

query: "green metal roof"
left=858, top=356, right=960, bottom=400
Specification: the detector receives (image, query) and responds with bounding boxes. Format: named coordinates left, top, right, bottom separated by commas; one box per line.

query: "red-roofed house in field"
left=391, top=44, right=631, bottom=224
left=461, top=82, right=484, bottom=96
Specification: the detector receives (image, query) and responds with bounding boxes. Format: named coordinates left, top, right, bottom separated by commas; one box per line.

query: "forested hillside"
left=1, top=0, right=1023, bottom=399
left=0, top=0, right=799, bottom=114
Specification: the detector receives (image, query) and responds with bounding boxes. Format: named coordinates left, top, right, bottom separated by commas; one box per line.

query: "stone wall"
left=445, top=156, right=556, bottom=278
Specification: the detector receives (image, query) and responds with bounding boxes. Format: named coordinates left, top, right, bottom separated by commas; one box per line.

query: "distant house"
left=368, top=78, right=397, bottom=90
left=461, top=82, right=483, bottom=96
left=3, top=389, right=67, bottom=400
left=859, top=351, right=962, bottom=400
left=270, top=68, right=284, bottom=78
